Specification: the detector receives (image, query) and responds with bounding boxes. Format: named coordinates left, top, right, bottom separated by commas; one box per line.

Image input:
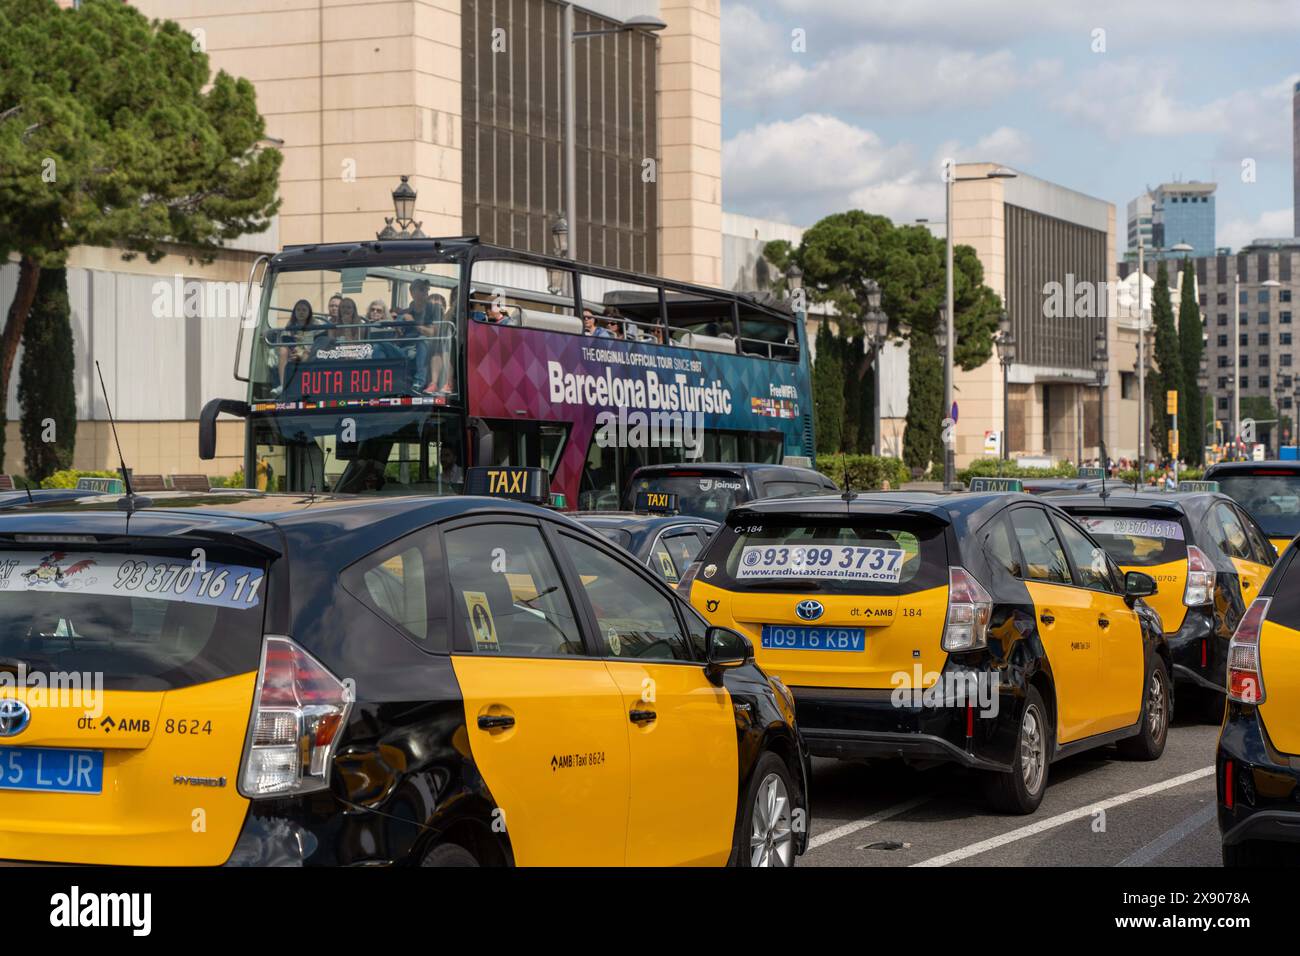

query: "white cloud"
left=1218, top=208, right=1294, bottom=251
left=935, top=126, right=1035, bottom=169
left=723, top=113, right=947, bottom=224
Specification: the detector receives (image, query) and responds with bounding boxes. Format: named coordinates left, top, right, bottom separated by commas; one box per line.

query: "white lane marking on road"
left=910, top=766, right=1215, bottom=867
left=808, top=795, right=931, bottom=850
left=1117, top=802, right=1218, bottom=867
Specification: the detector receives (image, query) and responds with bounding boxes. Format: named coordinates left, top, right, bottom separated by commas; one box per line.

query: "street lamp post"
left=943, top=163, right=1016, bottom=488
left=561, top=9, right=666, bottom=261
left=995, top=311, right=1016, bottom=462
left=376, top=175, right=424, bottom=240
left=862, top=279, right=888, bottom=456
left=1092, top=331, right=1108, bottom=470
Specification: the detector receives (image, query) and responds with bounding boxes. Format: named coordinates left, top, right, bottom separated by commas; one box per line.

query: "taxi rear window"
left=702, top=516, right=947, bottom=594
left=1069, top=512, right=1189, bottom=567
left=1215, top=472, right=1300, bottom=538
left=0, top=546, right=267, bottom=692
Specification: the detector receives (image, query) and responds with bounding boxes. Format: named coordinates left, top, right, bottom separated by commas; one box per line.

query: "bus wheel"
left=983, top=686, right=1049, bottom=815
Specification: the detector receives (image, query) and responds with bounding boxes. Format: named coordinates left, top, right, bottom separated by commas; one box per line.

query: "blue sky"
left=721, top=0, right=1300, bottom=250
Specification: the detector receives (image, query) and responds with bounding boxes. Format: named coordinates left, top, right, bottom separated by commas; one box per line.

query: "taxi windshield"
left=627, top=473, right=747, bottom=520
left=708, top=516, right=947, bottom=594
left=252, top=261, right=462, bottom=403
left=1215, top=473, right=1300, bottom=537
left=1070, top=512, right=1189, bottom=567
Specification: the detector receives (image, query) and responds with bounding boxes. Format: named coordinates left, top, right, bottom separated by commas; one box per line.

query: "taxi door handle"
left=1243, top=580, right=1253, bottom=589
left=1039, top=612, right=1055, bottom=625
left=477, top=714, right=515, bottom=731
left=1098, top=615, right=1110, bottom=629
left=629, top=709, right=657, bottom=725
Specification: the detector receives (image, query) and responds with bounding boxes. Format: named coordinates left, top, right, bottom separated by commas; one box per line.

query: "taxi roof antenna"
left=1099, top=438, right=1110, bottom=500
left=95, top=361, right=149, bottom=512
left=840, top=452, right=857, bottom=505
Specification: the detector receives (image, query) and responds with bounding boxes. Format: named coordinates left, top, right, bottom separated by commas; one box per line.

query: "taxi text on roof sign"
left=464, top=465, right=550, bottom=503
left=635, top=491, right=678, bottom=514
left=968, top=477, right=1024, bottom=493
left=1177, top=480, right=1220, bottom=492
left=1077, top=467, right=1105, bottom=479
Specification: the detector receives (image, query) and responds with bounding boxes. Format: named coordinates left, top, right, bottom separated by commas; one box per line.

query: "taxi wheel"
left=1116, top=658, right=1170, bottom=760
left=983, top=686, right=1049, bottom=815
left=420, top=842, right=480, bottom=867
left=735, top=752, right=797, bottom=868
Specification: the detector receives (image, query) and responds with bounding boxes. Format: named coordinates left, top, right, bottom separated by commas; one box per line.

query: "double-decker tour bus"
left=200, top=238, right=814, bottom=509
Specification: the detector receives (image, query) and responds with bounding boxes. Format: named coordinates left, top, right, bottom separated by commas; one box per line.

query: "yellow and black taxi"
left=1204, top=460, right=1300, bottom=556
left=0, top=467, right=808, bottom=867
left=624, top=462, right=839, bottom=522
left=1216, top=549, right=1300, bottom=865
left=682, top=481, right=1171, bottom=814
left=574, top=492, right=718, bottom=587
left=1053, top=485, right=1275, bottom=722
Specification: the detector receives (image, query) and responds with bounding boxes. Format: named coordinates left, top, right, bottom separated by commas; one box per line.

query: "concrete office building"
left=1126, top=191, right=1154, bottom=255
left=1294, top=81, right=1300, bottom=238
left=1120, top=241, right=1300, bottom=452
left=949, top=163, right=1120, bottom=468
left=2, top=0, right=724, bottom=479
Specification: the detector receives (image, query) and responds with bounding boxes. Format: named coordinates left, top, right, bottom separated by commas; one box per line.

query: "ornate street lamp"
left=996, top=311, right=1016, bottom=462
left=862, top=278, right=889, bottom=455
left=1091, top=330, right=1108, bottom=471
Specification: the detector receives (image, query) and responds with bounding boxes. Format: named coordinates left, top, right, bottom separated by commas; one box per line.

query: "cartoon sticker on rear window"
left=463, top=591, right=500, bottom=651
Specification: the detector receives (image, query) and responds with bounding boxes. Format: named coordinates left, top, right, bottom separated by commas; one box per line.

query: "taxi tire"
left=733, top=752, right=798, bottom=868
left=982, top=686, right=1049, bottom=815
left=420, top=842, right=480, bottom=867
left=1116, top=657, right=1170, bottom=761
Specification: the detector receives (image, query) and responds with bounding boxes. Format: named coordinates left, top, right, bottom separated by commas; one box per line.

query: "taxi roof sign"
left=635, top=491, right=679, bottom=515
left=464, top=466, right=549, bottom=503
left=968, top=477, right=1024, bottom=493
left=77, top=477, right=125, bottom=494
left=1177, top=480, right=1220, bottom=493
left=1077, top=467, right=1105, bottom=479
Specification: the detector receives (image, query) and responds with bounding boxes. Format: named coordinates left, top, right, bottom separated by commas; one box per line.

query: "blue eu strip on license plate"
left=761, top=625, right=866, bottom=652
left=0, top=746, right=103, bottom=794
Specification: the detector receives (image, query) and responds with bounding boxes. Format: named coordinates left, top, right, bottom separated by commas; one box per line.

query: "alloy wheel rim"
left=1020, top=703, right=1046, bottom=794
left=1148, top=670, right=1167, bottom=743
left=749, top=772, right=794, bottom=867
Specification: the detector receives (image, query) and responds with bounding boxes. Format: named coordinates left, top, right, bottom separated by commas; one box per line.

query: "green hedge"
left=815, top=455, right=911, bottom=490
left=958, top=457, right=1078, bottom=481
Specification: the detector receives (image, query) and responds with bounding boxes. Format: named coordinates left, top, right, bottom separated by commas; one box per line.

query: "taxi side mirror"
left=705, top=626, right=752, bottom=683
left=1124, top=570, right=1158, bottom=600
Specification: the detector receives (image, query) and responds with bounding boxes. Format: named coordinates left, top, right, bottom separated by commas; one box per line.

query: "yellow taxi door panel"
left=699, top=585, right=949, bottom=690
left=604, top=662, right=737, bottom=866
left=451, top=656, right=630, bottom=866
left=1093, top=593, right=1145, bottom=733
left=1023, top=581, right=1100, bottom=744
left=556, top=531, right=738, bottom=866
left=1121, top=559, right=1187, bottom=634
left=1231, top=557, right=1270, bottom=604
left=1270, top=538, right=1292, bottom=559
left=0, top=674, right=257, bottom=866
left=1258, top=620, right=1300, bottom=755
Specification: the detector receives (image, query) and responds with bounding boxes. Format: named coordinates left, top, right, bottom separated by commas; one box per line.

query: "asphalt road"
left=802, top=711, right=1223, bottom=867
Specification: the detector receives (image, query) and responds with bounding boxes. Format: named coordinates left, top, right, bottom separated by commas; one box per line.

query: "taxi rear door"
left=1211, top=502, right=1272, bottom=605
left=442, top=519, right=631, bottom=866
left=1052, top=514, right=1144, bottom=733
left=1258, top=562, right=1300, bottom=755
left=554, top=528, right=738, bottom=867
left=1008, top=506, right=1102, bottom=744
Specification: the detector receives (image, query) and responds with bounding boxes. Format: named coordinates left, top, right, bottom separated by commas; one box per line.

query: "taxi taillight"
left=1227, top=598, right=1269, bottom=705
left=942, top=567, right=993, bottom=652
left=1184, top=545, right=1215, bottom=607
left=240, top=636, right=354, bottom=798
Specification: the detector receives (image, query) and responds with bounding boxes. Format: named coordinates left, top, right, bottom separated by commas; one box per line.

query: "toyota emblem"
left=0, top=699, right=31, bottom=737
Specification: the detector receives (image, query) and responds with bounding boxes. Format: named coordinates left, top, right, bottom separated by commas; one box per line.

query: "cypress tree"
left=18, top=266, right=77, bottom=483
left=812, top=320, right=844, bottom=454
left=1149, top=261, right=1181, bottom=461
left=1177, top=258, right=1204, bottom=465
left=903, top=331, right=943, bottom=472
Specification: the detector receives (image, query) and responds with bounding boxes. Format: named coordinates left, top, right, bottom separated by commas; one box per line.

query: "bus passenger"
left=603, top=308, right=624, bottom=339
left=395, top=278, right=452, bottom=394
left=364, top=299, right=390, bottom=333
left=439, top=446, right=464, bottom=488
left=327, top=293, right=343, bottom=322
left=335, top=297, right=361, bottom=340
left=274, top=299, right=330, bottom=397
left=583, top=309, right=612, bottom=338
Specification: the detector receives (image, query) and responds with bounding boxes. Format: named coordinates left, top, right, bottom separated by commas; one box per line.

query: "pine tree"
left=1149, top=261, right=1181, bottom=461
left=18, top=266, right=76, bottom=483
left=1177, top=258, right=1204, bottom=465
left=812, top=320, right=844, bottom=454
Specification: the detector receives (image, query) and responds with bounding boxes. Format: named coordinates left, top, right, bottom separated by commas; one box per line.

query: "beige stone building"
left=8, top=0, right=722, bottom=480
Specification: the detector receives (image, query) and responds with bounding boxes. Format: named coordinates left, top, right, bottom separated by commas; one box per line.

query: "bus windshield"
left=251, top=409, right=464, bottom=495
left=252, top=260, right=462, bottom=404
